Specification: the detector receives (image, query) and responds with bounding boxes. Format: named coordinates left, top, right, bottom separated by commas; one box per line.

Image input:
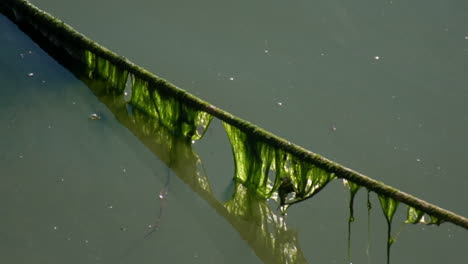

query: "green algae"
left=378, top=195, right=399, bottom=264
left=406, top=206, right=424, bottom=224
left=2, top=1, right=468, bottom=263
left=2, top=0, right=466, bottom=231
left=366, top=189, right=372, bottom=263
left=83, top=50, right=128, bottom=94
left=223, top=122, right=335, bottom=209
left=83, top=49, right=212, bottom=141
left=345, top=180, right=362, bottom=262
left=130, top=76, right=212, bottom=141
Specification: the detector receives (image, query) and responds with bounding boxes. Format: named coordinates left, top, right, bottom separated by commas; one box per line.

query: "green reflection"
left=70, top=62, right=309, bottom=264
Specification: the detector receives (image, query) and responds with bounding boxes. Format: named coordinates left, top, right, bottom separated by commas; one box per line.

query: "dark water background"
left=1, top=0, right=468, bottom=263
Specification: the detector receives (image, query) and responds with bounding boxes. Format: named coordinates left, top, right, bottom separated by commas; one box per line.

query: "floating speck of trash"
left=120, top=227, right=127, bottom=232
left=465, top=36, right=468, bottom=40
left=331, top=124, right=337, bottom=132
left=416, top=158, right=421, bottom=162
left=229, top=77, right=234, bottom=81
left=374, top=56, right=380, bottom=60
left=18, top=154, right=23, bottom=159
left=72, top=101, right=76, bottom=105
left=53, top=226, right=58, bottom=230
left=27, top=72, right=34, bottom=77
left=84, top=240, right=89, bottom=244
left=88, top=113, right=101, bottom=120
left=107, top=205, right=113, bottom=209
left=277, top=102, right=283, bottom=106
left=122, top=168, right=127, bottom=173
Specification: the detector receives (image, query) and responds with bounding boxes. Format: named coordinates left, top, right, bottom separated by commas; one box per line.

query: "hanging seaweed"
left=223, top=123, right=335, bottom=209
left=378, top=195, right=399, bottom=264
left=2, top=1, right=468, bottom=263
left=366, top=189, right=372, bottom=263
left=344, top=180, right=361, bottom=263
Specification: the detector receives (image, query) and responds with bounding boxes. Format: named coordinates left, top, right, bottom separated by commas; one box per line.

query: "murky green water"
left=2, top=0, right=468, bottom=263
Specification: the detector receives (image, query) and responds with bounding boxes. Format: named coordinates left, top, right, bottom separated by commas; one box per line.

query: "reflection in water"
left=225, top=183, right=307, bottom=264
left=76, top=69, right=308, bottom=263
left=4, top=2, right=467, bottom=262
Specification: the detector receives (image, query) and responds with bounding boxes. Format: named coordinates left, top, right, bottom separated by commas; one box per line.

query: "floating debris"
left=88, top=113, right=101, bottom=120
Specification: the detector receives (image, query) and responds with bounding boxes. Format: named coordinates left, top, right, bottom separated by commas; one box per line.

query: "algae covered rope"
left=2, top=0, right=467, bottom=230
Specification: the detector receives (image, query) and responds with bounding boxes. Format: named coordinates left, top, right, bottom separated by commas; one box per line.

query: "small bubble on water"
left=374, top=56, right=380, bottom=60
left=27, top=72, right=34, bottom=77
left=465, top=36, right=468, bottom=40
